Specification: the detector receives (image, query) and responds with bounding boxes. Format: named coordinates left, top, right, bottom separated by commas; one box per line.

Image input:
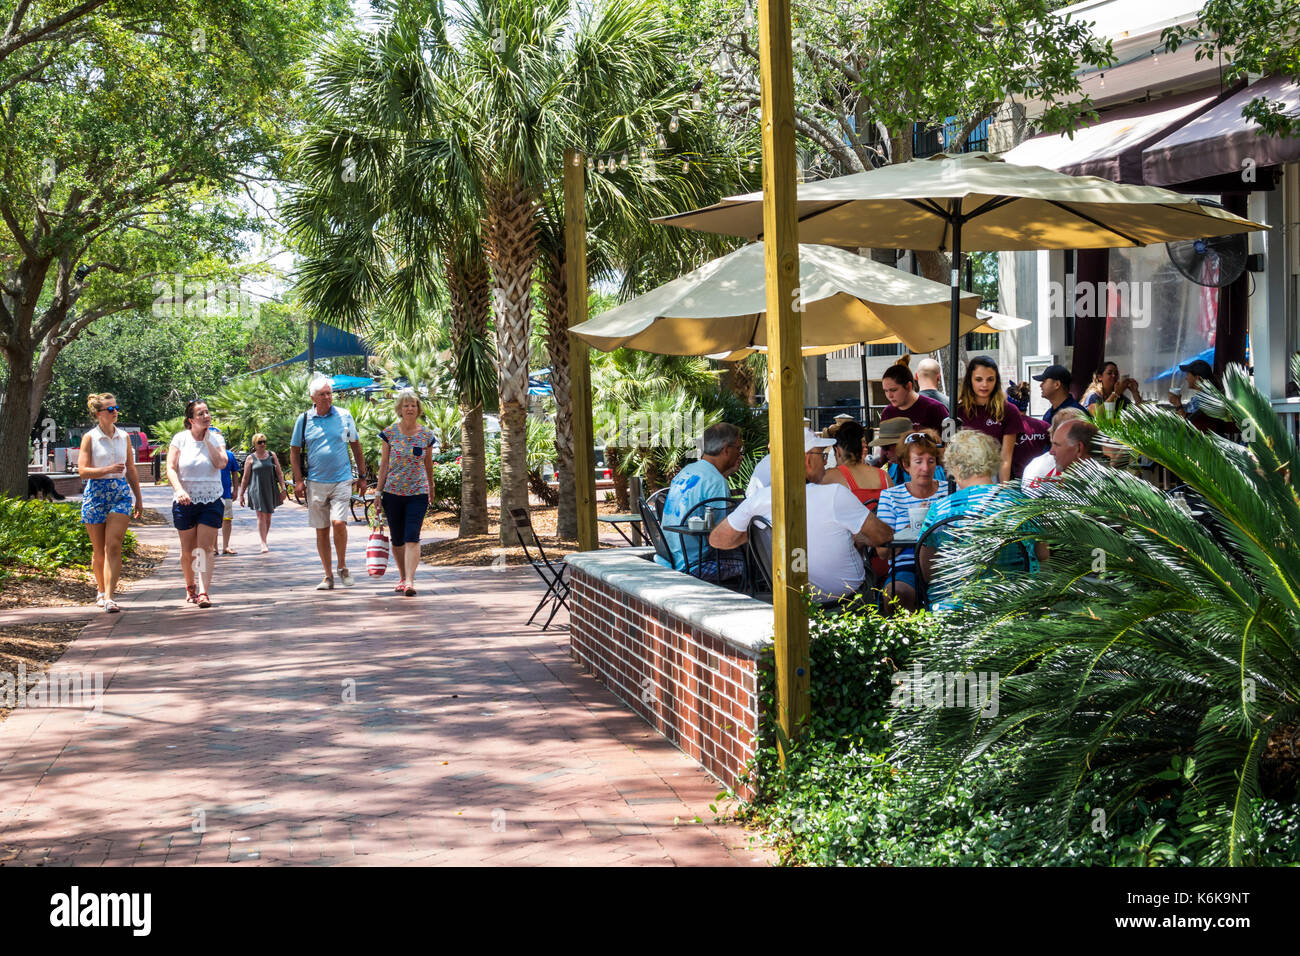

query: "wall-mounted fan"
left=1166, top=199, right=1249, bottom=288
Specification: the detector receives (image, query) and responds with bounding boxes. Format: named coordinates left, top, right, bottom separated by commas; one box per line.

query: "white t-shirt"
left=727, top=482, right=870, bottom=601
left=170, top=429, right=227, bottom=503
left=86, top=425, right=129, bottom=471
left=747, top=453, right=772, bottom=497
left=1020, top=451, right=1059, bottom=497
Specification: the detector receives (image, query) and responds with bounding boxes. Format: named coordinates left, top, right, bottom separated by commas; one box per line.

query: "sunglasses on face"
left=256, top=441, right=266, bottom=446
left=103, top=405, right=120, bottom=412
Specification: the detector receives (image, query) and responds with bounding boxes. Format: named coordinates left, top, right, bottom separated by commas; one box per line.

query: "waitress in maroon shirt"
left=954, top=356, right=1023, bottom=482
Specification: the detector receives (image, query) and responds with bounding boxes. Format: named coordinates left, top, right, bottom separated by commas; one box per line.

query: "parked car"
left=122, top=427, right=153, bottom=463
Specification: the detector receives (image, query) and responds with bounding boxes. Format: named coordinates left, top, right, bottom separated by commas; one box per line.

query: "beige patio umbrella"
left=707, top=309, right=1029, bottom=361
left=569, top=241, right=981, bottom=356
left=654, top=150, right=1267, bottom=396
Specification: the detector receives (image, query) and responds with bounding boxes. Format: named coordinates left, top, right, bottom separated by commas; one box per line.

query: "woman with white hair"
left=917, top=429, right=1046, bottom=611
left=375, top=388, right=436, bottom=596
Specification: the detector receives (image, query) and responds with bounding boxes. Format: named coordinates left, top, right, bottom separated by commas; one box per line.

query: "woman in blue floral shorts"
left=78, top=393, right=144, bottom=613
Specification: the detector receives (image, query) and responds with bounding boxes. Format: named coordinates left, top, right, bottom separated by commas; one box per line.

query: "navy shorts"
left=382, top=493, right=429, bottom=547
left=172, top=498, right=224, bottom=531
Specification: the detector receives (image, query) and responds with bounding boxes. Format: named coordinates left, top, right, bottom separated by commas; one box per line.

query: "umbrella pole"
left=948, top=212, right=962, bottom=441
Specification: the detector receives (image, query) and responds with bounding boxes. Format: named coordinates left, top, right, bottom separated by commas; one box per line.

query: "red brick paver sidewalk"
left=0, top=486, right=770, bottom=866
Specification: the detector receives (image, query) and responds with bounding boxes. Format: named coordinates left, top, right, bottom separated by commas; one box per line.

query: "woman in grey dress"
left=238, top=433, right=286, bottom=553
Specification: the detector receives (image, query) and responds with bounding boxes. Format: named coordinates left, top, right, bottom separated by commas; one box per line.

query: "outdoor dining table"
left=597, top=512, right=643, bottom=546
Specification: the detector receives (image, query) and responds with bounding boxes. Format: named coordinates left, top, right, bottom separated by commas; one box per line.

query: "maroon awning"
left=1003, top=88, right=1223, bottom=184
left=1142, top=75, right=1300, bottom=186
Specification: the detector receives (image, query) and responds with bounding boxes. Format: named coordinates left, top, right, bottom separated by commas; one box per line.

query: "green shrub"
left=431, top=462, right=462, bottom=514
left=0, top=496, right=136, bottom=572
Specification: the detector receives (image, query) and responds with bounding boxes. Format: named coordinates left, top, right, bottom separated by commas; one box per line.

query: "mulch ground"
left=0, top=508, right=170, bottom=610
left=421, top=500, right=625, bottom=567
left=0, top=620, right=93, bottom=723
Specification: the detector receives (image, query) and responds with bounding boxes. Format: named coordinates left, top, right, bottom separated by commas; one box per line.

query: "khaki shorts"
left=307, top=479, right=352, bottom=528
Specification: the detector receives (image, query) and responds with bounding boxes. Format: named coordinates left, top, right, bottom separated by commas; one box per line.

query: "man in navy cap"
left=1177, top=358, right=1219, bottom=430
left=1034, top=364, right=1086, bottom=425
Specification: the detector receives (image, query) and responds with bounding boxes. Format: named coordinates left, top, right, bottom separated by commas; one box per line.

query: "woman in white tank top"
left=78, top=393, right=143, bottom=613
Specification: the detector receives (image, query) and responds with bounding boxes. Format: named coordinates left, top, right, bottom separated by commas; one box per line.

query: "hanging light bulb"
left=691, top=92, right=702, bottom=111
left=668, top=113, right=680, bottom=133
left=598, top=157, right=607, bottom=173
left=586, top=156, right=594, bottom=171
left=639, top=146, right=648, bottom=161
left=1152, top=50, right=1159, bottom=65
left=681, top=159, right=689, bottom=173
left=656, top=129, right=667, bottom=149
left=620, top=152, right=629, bottom=169
left=748, top=159, right=756, bottom=172
left=1098, top=72, right=1105, bottom=88
left=571, top=153, right=581, bottom=167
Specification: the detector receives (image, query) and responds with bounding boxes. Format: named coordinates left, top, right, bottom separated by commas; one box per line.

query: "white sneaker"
left=316, top=576, right=335, bottom=591
left=337, top=568, right=355, bottom=588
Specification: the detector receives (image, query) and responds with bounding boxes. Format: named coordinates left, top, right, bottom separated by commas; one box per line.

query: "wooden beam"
left=565, top=147, right=598, bottom=553
left=757, top=0, right=810, bottom=754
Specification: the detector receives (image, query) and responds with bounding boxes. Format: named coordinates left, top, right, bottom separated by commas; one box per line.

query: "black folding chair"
left=508, top=508, right=569, bottom=630
left=638, top=497, right=675, bottom=566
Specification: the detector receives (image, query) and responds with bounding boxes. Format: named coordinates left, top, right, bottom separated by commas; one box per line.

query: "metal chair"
left=508, top=508, right=569, bottom=630
left=915, top=511, right=1030, bottom=609
left=646, top=487, right=669, bottom=521
left=747, top=515, right=774, bottom=602
left=638, top=497, right=675, bottom=566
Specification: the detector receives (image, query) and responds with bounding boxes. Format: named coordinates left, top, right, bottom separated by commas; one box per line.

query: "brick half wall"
left=564, top=548, right=774, bottom=799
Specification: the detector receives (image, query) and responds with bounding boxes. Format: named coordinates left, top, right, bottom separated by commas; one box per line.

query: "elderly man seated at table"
left=1020, top=409, right=1091, bottom=493
left=657, top=421, right=745, bottom=580
left=917, top=430, right=1048, bottom=612
left=708, top=428, right=889, bottom=603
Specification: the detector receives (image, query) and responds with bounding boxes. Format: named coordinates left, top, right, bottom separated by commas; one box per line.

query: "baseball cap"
left=1033, top=364, right=1072, bottom=386
left=804, top=428, right=835, bottom=453
left=1179, top=358, right=1214, bottom=378
left=868, top=417, right=913, bottom=448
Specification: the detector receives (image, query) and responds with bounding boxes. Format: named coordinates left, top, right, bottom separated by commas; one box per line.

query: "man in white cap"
left=711, top=428, right=889, bottom=602
left=748, top=416, right=818, bottom=494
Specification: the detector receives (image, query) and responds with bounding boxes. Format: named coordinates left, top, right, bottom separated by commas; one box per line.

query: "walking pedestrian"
left=166, top=399, right=227, bottom=608
left=291, top=375, right=367, bottom=590
left=78, top=393, right=144, bottom=613
left=374, top=389, right=435, bottom=596
left=217, top=449, right=240, bottom=556
left=238, top=433, right=285, bottom=553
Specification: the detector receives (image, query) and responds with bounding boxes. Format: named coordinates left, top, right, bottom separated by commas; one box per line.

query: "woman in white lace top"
left=166, top=399, right=227, bottom=607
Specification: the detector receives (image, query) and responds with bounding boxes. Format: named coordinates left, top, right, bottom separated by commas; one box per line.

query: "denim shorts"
left=172, top=498, right=224, bottom=531
left=81, top=478, right=134, bottom=525
left=381, top=492, right=429, bottom=547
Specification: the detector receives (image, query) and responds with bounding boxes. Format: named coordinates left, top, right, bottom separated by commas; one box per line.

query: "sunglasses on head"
left=905, top=432, right=943, bottom=448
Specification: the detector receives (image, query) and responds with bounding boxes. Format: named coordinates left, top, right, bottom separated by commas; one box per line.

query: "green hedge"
left=737, top=603, right=1300, bottom=866
left=0, top=496, right=136, bottom=572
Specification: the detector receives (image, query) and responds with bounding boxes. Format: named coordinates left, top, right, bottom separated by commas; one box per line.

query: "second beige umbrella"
left=570, top=241, right=980, bottom=356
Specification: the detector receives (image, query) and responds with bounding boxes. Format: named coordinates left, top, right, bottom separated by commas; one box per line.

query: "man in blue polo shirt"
left=657, top=422, right=745, bottom=580
left=291, top=376, right=368, bottom=590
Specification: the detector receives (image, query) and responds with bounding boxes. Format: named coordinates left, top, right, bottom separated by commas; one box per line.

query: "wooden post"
left=757, top=0, right=810, bottom=755
left=565, top=148, right=598, bottom=552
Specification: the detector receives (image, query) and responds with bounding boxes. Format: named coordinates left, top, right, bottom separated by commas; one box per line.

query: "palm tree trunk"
left=607, top=445, right=629, bottom=512
left=541, top=245, right=577, bottom=540
left=447, top=254, right=491, bottom=536
left=484, top=184, right=538, bottom=547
